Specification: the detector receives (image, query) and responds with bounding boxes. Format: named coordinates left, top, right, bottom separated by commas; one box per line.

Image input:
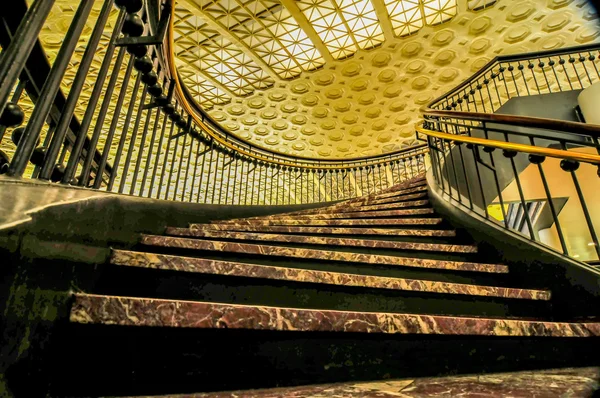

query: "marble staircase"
left=53, top=174, right=600, bottom=396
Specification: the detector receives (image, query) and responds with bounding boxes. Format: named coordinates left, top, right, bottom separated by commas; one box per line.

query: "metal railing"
left=420, top=44, right=600, bottom=262
left=0, top=0, right=428, bottom=205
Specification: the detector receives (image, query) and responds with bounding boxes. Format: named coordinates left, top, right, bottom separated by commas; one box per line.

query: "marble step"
left=343, top=185, right=428, bottom=205
left=246, top=197, right=429, bottom=218
left=165, top=228, right=477, bottom=253
left=111, top=250, right=547, bottom=300
left=140, top=367, right=600, bottom=398
left=70, top=293, right=600, bottom=337
left=205, top=217, right=444, bottom=227
left=140, top=235, right=507, bottom=273
left=230, top=207, right=435, bottom=222
left=191, top=223, right=457, bottom=237
left=362, top=186, right=429, bottom=202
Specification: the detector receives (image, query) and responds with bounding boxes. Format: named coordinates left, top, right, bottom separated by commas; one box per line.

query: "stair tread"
left=140, top=235, right=506, bottom=273
left=205, top=218, right=444, bottom=227
left=70, top=293, right=600, bottom=337
left=241, top=207, right=435, bottom=221
left=133, top=367, right=600, bottom=398
left=111, top=249, right=547, bottom=300
left=191, top=224, right=457, bottom=237
left=166, top=227, right=476, bottom=253
left=253, top=197, right=429, bottom=218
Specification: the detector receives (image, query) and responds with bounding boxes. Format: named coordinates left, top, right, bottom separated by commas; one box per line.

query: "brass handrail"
left=164, top=0, right=425, bottom=168
left=416, top=124, right=600, bottom=165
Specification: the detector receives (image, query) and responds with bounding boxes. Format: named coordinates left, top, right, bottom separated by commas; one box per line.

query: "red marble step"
left=70, top=293, right=600, bottom=337
left=343, top=184, right=428, bottom=205
left=233, top=208, right=435, bottom=222
left=207, top=218, right=444, bottom=227
left=111, top=250, right=547, bottom=300
left=140, top=235, right=507, bottom=273
left=342, top=199, right=430, bottom=213
left=245, top=197, right=429, bottom=219
left=190, top=224, right=457, bottom=238
left=142, top=367, right=600, bottom=397
left=165, top=227, right=478, bottom=253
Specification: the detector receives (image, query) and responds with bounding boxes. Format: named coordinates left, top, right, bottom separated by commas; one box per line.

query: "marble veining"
left=209, top=218, right=443, bottom=227
left=70, top=293, right=600, bottom=337
left=140, top=235, right=507, bottom=273
left=245, top=207, right=435, bottom=221
left=140, top=367, right=600, bottom=397
left=111, top=250, right=547, bottom=299
left=166, top=228, right=477, bottom=253
left=190, top=224, right=458, bottom=237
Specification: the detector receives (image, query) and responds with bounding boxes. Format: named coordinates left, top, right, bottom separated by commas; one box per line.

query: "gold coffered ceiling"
left=173, top=0, right=600, bottom=159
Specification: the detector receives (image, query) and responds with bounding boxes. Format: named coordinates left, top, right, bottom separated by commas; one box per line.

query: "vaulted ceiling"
left=173, top=0, right=600, bottom=158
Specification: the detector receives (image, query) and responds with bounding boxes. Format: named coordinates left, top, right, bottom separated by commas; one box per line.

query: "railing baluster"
left=130, top=107, right=154, bottom=195
left=148, top=113, right=169, bottom=198
left=9, top=0, right=96, bottom=177
left=156, top=119, right=175, bottom=199
left=0, top=0, right=56, bottom=118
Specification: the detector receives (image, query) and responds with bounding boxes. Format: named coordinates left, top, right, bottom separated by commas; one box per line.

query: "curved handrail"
left=416, top=124, right=600, bottom=165
left=163, top=0, right=424, bottom=167
left=421, top=109, right=600, bottom=138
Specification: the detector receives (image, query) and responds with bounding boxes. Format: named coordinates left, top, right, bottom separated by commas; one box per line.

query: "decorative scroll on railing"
left=0, top=0, right=427, bottom=205
left=419, top=43, right=600, bottom=263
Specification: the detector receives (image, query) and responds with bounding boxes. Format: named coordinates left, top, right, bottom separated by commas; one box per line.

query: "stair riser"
left=89, top=266, right=551, bottom=319
left=112, top=251, right=545, bottom=300
left=54, top=325, right=600, bottom=397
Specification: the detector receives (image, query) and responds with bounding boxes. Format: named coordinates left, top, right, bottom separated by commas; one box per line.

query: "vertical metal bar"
left=190, top=138, right=202, bottom=202
left=0, top=0, right=56, bottom=117
left=195, top=139, right=208, bottom=203
left=63, top=6, right=125, bottom=184
left=93, top=54, right=135, bottom=188
left=148, top=113, right=169, bottom=197
left=507, top=152, right=535, bottom=240
left=165, top=126, right=181, bottom=200
left=8, top=0, right=95, bottom=177
left=213, top=150, right=222, bottom=204
left=174, top=131, right=188, bottom=201
left=217, top=151, right=227, bottom=204
left=456, top=143, right=473, bottom=210
left=535, top=159, right=568, bottom=254
left=118, top=87, right=148, bottom=193
left=129, top=107, right=153, bottom=195
left=140, top=108, right=163, bottom=196
left=156, top=120, right=175, bottom=199
left=107, top=71, right=142, bottom=191
left=446, top=140, right=461, bottom=203
left=251, top=163, right=258, bottom=205
left=244, top=160, right=251, bottom=205
left=204, top=140, right=215, bottom=204
left=225, top=154, right=233, bottom=205
left=80, top=22, right=128, bottom=186
left=182, top=130, right=193, bottom=201
left=470, top=145, right=488, bottom=218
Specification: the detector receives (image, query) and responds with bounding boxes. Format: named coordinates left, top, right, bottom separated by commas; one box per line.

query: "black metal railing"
left=420, top=44, right=600, bottom=262
left=0, top=0, right=428, bottom=205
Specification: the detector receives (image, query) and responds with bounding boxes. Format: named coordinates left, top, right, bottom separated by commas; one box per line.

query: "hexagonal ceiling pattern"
left=174, top=0, right=600, bottom=159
